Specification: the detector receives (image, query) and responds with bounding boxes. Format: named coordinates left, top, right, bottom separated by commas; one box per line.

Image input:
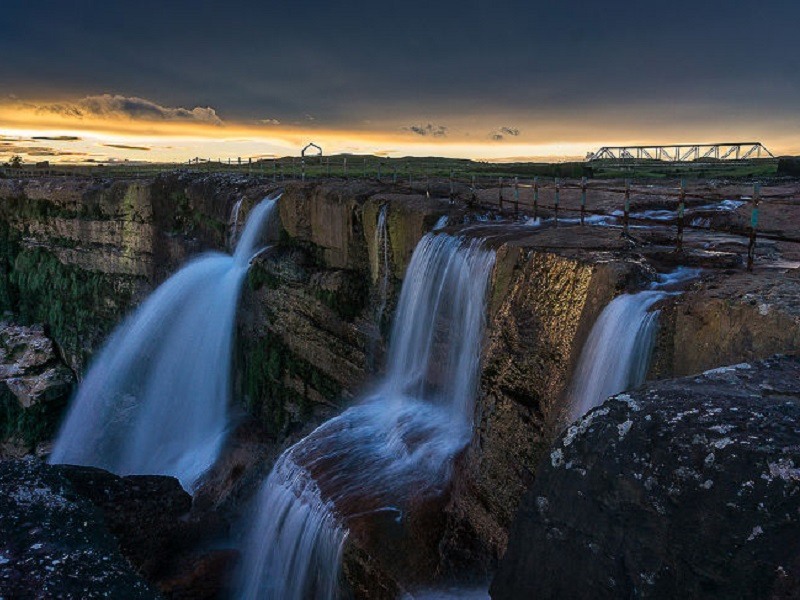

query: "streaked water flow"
left=49, top=194, right=280, bottom=490
left=568, top=267, right=699, bottom=421
left=374, top=204, right=390, bottom=331
left=229, top=196, right=245, bottom=249
left=237, top=233, right=496, bottom=600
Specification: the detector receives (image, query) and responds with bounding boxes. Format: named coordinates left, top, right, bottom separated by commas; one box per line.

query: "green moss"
left=247, top=264, right=282, bottom=291
left=0, top=384, right=73, bottom=449
left=312, top=275, right=368, bottom=321
left=169, top=190, right=226, bottom=241
left=9, top=248, right=135, bottom=365
left=238, top=329, right=342, bottom=435
left=0, top=221, right=21, bottom=314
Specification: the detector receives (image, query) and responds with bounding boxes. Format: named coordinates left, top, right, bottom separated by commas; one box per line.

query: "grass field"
left=0, top=154, right=783, bottom=182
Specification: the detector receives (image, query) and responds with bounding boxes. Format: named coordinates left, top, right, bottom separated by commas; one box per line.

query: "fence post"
left=623, top=179, right=631, bottom=234
left=426, top=173, right=430, bottom=199
left=449, top=169, right=455, bottom=203
left=747, top=183, right=760, bottom=271
left=676, top=178, right=685, bottom=251
left=498, top=177, right=504, bottom=210
left=513, top=177, right=520, bottom=213
left=343, top=157, right=348, bottom=179
left=533, top=176, right=539, bottom=220
left=301, top=159, right=306, bottom=182
left=248, top=157, right=252, bottom=176
left=554, top=177, right=560, bottom=225
left=580, top=177, right=587, bottom=225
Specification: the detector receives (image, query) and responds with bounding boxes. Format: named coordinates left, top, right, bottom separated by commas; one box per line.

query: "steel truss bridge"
left=587, top=142, right=774, bottom=163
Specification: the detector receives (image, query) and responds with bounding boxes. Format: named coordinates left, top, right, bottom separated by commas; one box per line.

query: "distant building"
left=301, top=143, right=322, bottom=157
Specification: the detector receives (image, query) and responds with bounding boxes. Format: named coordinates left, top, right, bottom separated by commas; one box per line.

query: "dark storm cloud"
left=1, top=0, right=800, bottom=126
left=31, top=135, right=82, bottom=141
left=0, top=144, right=87, bottom=157
left=405, top=124, right=448, bottom=137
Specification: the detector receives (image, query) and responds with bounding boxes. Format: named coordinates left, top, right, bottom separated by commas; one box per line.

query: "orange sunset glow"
left=2, top=94, right=799, bottom=164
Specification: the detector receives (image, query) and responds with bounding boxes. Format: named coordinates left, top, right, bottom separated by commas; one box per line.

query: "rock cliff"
left=0, top=174, right=798, bottom=596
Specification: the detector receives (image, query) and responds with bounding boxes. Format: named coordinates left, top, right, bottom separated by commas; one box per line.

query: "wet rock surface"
left=442, top=243, right=644, bottom=572
left=652, top=269, right=800, bottom=378
left=0, top=457, right=159, bottom=599
left=1, top=174, right=799, bottom=597
left=0, top=323, right=75, bottom=456
left=492, top=355, right=800, bottom=600
left=0, top=458, right=235, bottom=599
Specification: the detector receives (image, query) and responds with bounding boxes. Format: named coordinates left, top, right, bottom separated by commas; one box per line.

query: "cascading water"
left=229, top=196, right=245, bottom=250
left=237, top=233, right=496, bottom=600
left=373, top=204, right=390, bottom=331
left=49, top=194, right=280, bottom=490
left=567, top=267, right=699, bottom=421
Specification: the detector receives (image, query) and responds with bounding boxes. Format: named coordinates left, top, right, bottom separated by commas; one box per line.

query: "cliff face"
left=234, top=183, right=460, bottom=448
left=0, top=174, right=239, bottom=372
left=0, top=174, right=799, bottom=594
left=650, top=269, right=800, bottom=378
left=441, top=228, right=649, bottom=572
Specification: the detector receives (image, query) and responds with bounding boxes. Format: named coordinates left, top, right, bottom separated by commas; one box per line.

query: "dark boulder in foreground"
left=0, top=457, right=159, bottom=599
left=0, top=458, right=234, bottom=599
left=492, top=355, right=800, bottom=600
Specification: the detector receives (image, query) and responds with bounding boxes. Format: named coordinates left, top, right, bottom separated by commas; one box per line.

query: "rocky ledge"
left=0, top=458, right=233, bottom=599
left=0, top=323, right=75, bottom=457
left=492, top=354, right=800, bottom=599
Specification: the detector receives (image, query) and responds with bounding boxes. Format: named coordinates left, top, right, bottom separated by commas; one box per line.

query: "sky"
left=1, top=0, right=799, bottom=163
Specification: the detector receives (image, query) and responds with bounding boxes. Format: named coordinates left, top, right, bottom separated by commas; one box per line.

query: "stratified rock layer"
left=492, top=355, right=800, bottom=600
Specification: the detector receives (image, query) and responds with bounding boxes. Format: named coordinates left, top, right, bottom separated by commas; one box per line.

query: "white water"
left=237, top=233, right=496, bottom=600
left=568, top=268, right=699, bottom=421
left=567, top=292, right=662, bottom=421
left=50, top=194, right=280, bottom=490
left=374, top=204, right=390, bottom=331
left=228, top=196, right=245, bottom=249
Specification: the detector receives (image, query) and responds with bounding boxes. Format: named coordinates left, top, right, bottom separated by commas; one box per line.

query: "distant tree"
left=7, top=155, right=22, bottom=169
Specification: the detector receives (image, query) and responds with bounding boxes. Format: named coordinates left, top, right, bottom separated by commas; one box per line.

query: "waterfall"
left=567, top=267, right=700, bottom=421
left=567, top=291, right=662, bottom=421
left=228, top=196, right=245, bottom=250
left=237, top=233, right=496, bottom=600
left=49, top=194, right=280, bottom=490
left=374, top=204, right=390, bottom=332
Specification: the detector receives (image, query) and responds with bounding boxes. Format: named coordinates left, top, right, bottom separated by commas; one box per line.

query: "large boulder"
left=492, top=355, right=800, bottom=599
left=0, top=458, right=235, bottom=599
left=0, top=457, right=158, bottom=599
